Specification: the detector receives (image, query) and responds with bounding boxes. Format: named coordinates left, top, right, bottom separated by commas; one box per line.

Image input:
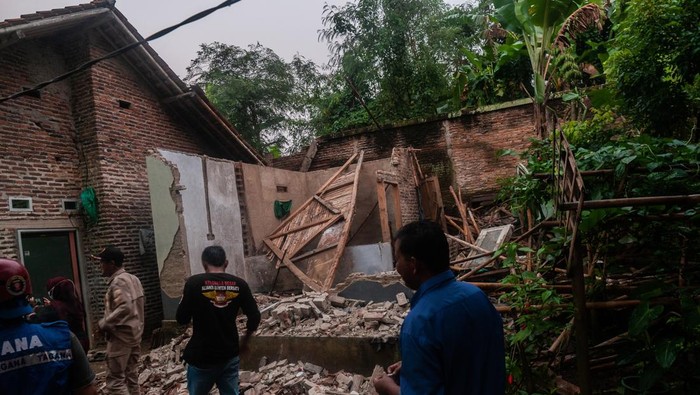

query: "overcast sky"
left=1, top=0, right=465, bottom=78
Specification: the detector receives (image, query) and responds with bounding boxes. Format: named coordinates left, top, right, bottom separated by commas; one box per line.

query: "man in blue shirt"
left=373, top=220, right=505, bottom=395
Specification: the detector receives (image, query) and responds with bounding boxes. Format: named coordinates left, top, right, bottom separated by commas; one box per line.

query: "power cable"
left=0, top=0, right=241, bottom=104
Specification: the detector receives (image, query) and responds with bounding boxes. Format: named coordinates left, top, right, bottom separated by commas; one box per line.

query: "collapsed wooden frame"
left=263, top=148, right=447, bottom=292
left=263, top=151, right=364, bottom=292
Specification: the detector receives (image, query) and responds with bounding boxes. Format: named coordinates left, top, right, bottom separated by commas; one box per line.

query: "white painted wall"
left=158, top=149, right=245, bottom=276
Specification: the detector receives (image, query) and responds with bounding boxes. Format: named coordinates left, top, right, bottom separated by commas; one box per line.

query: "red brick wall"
left=0, top=37, right=83, bottom=255
left=77, top=34, right=225, bottom=333
left=449, top=104, right=537, bottom=203
left=0, top=31, right=233, bottom=334
left=273, top=103, right=538, bottom=208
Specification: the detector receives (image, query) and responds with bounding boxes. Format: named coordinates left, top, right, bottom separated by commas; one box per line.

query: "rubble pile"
left=239, top=358, right=376, bottom=395
left=242, top=290, right=409, bottom=338
left=94, top=330, right=382, bottom=395
left=92, top=287, right=407, bottom=394
left=89, top=330, right=191, bottom=394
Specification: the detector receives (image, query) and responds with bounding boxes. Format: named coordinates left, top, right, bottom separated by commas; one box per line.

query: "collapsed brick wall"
left=391, top=149, right=421, bottom=225
left=235, top=162, right=255, bottom=256
left=272, top=103, right=538, bottom=208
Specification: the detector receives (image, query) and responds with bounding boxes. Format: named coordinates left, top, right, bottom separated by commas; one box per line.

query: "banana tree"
left=493, top=0, right=604, bottom=137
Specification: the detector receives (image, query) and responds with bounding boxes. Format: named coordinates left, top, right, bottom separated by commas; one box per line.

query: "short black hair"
left=202, top=245, right=226, bottom=267
left=98, top=246, right=124, bottom=267
left=394, top=220, right=449, bottom=273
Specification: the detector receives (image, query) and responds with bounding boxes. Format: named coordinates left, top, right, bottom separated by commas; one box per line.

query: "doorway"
left=18, top=229, right=83, bottom=303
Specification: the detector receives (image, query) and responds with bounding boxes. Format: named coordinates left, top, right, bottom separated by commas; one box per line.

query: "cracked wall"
left=147, top=149, right=245, bottom=319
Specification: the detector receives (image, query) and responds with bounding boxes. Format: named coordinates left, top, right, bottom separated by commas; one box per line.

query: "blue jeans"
left=187, top=356, right=240, bottom=395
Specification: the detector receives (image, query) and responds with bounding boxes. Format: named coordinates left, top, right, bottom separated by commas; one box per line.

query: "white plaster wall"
left=159, top=149, right=244, bottom=276
left=146, top=156, right=178, bottom=275
left=205, top=158, right=245, bottom=275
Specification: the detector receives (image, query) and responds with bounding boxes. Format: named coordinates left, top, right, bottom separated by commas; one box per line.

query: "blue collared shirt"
left=399, top=270, right=505, bottom=395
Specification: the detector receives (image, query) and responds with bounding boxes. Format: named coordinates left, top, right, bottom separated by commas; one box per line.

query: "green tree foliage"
left=498, top=134, right=700, bottom=392
left=604, top=0, right=700, bottom=139
left=455, top=36, right=531, bottom=108
left=493, top=0, right=605, bottom=135
left=317, top=0, right=480, bottom=133
left=185, top=42, right=324, bottom=154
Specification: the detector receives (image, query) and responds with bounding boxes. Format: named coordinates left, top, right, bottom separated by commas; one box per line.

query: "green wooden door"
left=20, top=231, right=79, bottom=300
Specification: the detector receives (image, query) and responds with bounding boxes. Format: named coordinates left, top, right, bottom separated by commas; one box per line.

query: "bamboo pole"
left=457, top=257, right=498, bottom=281
left=549, top=318, right=574, bottom=354
left=466, top=268, right=510, bottom=281
left=445, top=233, right=495, bottom=256
left=449, top=186, right=473, bottom=243
left=467, top=206, right=480, bottom=235
left=526, top=208, right=534, bottom=271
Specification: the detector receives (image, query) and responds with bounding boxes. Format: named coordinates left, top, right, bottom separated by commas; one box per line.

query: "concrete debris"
left=116, top=329, right=381, bottom=394
left=241, top=291, right=408, bottom=338
left=395, top=292, right=409, bottom=307
left=95, top=282, right=406, bottom=393
left=239, top=359, right=378, bottom=395
left=92, top=329, right=191, bottom=394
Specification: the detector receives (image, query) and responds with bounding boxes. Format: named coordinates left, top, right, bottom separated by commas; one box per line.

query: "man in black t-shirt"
left=176, top=246, right=260, bottom=395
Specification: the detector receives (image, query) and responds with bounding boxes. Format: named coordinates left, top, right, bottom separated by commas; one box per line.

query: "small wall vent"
left=9, top=197, right=32, bottom=212
left=118, top=99, right=132, bottom=109
left=62, top=199, right=79, bottom=212
left=276, top=185, right=288, bottom=193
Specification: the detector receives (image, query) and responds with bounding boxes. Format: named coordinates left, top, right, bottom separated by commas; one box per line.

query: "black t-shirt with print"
left=176, top=272, right=261, bottom=367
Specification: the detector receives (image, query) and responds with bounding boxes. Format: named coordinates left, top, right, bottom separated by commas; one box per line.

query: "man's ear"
left=223, top=260, right=229, bottom=269
left=410, top=256, right=420, bottom=275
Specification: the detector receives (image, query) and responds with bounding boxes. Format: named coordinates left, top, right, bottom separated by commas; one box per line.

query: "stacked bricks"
left=271, top=102, right=540, bottom=206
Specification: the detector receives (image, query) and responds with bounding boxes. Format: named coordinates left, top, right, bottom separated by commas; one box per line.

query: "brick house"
left=0, top=0, right=264, bottom=338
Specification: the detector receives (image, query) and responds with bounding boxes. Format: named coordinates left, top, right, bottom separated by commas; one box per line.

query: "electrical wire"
left=0, top=0, right=240, bottom=104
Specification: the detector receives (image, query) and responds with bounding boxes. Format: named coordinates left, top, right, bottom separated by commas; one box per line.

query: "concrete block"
left=395, top=292, right=409, bottom=307
left=328, top=294, right=347, bottom=307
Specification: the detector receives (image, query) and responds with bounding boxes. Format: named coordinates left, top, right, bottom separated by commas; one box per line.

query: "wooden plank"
left=411, top=150, right=424, bottom=180
left=467, top=206, right=480, bottom=235
left=322, top=177, right=355, bottom=193
left=560, top=194, right=700, bottom=211
left=285, top=214, right=344, bottom=259
left=322, top=188, right=353, bottom=203
left=323, top=151, right=364, bottom=290
left=428, top=176, right=446, bottom=230
left=449, top=186, right=473, bottom=243
left=445, top=216, right=463, bottom=233
left=313, top=195, right=341, bottom=215
left=268, top=215, right=335, bottom=239
left=446, top=233, right=491, bottom=255
left=275, top=203, right=322, bottom=252
left=266, top=152, right=359, bottom=237
left=263, top=239, right=323, bottom=292
left=377, top=179, right=391, bottom=243
left=291, top=243, right=339, bottom=263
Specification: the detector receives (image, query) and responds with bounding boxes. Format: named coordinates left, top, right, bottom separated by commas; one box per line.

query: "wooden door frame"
left=16, top=228, right=85, bottom=308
